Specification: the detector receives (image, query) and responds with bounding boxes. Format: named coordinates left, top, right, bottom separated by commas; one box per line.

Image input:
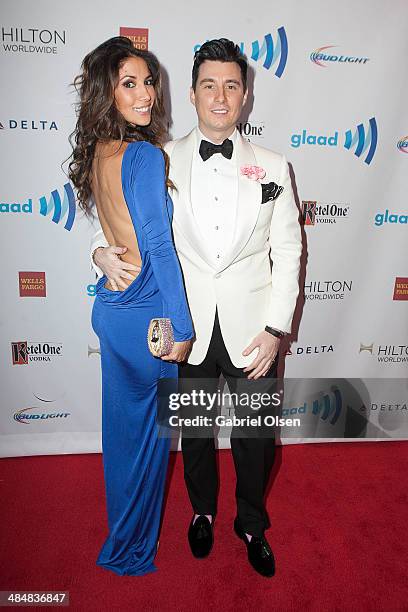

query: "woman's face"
left=114, top=56, right=156, bottom=126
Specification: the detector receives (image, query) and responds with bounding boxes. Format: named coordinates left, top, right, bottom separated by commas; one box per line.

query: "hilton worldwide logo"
left=1, top=27, right=66, bottom=54
left=359, top=343, right=408, bottom=364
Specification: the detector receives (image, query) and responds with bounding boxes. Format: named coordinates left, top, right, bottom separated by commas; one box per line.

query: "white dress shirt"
left=191, top=128, right=239, bottom=263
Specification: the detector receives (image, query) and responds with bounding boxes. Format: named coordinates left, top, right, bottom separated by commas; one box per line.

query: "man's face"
left=190, top=60, right=247, bottom=138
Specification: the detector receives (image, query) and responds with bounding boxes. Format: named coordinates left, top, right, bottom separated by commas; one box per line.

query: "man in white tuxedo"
left=90, top=39, right=301, bottom=577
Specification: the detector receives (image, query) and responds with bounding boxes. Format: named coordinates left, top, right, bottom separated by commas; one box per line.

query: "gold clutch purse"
left=147, top=318, right=174, bottom=357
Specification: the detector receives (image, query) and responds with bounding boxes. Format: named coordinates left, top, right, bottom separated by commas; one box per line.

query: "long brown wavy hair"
left=68, top=36, right=170, bottom=215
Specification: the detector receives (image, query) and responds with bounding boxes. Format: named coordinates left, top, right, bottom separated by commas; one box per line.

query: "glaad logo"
left=282, top=388, right=342, bottom=425
left=0, top=119, right=58, bottom=130
left=301, top=200, right=350, bottom=225
left=397, top=136, right=408, bottom=153
left=194, top=28, right=288, bottom=77
left=291, top=117, right=378, bottom=165
left=310, top=45, right=369, bottom=67
left=359, top=342, right=408, bottom=363
left=11, top=341, right=62, bottom=364
left=87, top=284, right=97, bottom=297
left=374, top=210, right=407, bottom=227
left=1, top=183, right=76, bottom=230
left=1, top=27, right=66, bottom=54
left=344, top=117, right=378, bottom=165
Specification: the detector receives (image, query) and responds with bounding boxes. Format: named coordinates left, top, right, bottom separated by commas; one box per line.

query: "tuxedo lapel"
left=217, top=133, right=261, bottom=272
left=169, top=129, right=216, bottom=269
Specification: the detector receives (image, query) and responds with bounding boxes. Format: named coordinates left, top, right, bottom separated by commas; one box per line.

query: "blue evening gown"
left=91, top=141, right=194, bottom=576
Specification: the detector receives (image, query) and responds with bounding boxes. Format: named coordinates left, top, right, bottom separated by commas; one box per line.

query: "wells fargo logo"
left=19, top=272, right=46, bottom=297
left=119, top=27, right=149, bottom=50
left=393, top=277, right=408, bottom=301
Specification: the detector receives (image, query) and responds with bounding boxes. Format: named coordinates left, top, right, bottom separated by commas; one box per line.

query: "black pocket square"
left=261, top=182, right=284, bottom=204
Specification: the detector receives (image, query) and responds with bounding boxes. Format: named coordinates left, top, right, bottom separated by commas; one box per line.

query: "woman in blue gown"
left=69, top=37, right=194, bottom=576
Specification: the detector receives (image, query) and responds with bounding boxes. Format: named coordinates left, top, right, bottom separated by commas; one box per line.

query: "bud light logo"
left=0, top=183, right=76, bottom=230
left=14, top=405, right=70, bottom=424
left=397, top=135, right=408, bottom=153
left=194, top=27, right=288, bottom=77
left=290, top=117, right=378, bottom=165
left=310, top=45, right=369, bottom=67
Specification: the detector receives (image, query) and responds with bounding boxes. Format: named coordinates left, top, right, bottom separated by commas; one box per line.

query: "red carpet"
left=1, top=442, right=407, bottom=611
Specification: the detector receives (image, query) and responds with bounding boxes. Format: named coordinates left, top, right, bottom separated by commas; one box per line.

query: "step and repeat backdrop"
left=1, top=0, right=407, bottom=457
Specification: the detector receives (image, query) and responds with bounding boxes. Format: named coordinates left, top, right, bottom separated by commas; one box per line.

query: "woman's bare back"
left=92, top=141, right=142, bottom=290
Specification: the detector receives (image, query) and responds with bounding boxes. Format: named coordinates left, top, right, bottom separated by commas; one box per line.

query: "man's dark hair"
left=192, top=38, right=248, bottom=91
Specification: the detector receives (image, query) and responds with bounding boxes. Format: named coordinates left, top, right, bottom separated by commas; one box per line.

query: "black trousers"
left=179, top=311, right=278, bottom=537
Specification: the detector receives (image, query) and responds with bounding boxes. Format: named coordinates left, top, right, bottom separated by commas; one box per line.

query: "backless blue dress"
left=91, top=141, right=193, bottom=576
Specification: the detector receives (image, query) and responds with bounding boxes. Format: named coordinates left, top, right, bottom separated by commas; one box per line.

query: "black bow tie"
left=199, top=138, right=233, bottom=162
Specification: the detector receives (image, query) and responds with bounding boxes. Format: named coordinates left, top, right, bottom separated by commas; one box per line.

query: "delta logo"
left=194, top=27, right=288, bottom=77
left=120, top=27, right=148, bottom=50
left=19, top=272, right=46, bottom=297
left=1, top=183, right=76, bottom=231
left=11, top=341, right=63, bottom=364
left=286, top=344, right=334, bottom=356
left=290, top=117, right=378, bottom=165
left=393, top=277, right=408, bottom=301
left=397, top=135, right=408, bottom=153
left=310, top=45, right=369, bottom=67
left=0, top=118, right=58, bottom=130
left=301, top=200, right=350, bottom=226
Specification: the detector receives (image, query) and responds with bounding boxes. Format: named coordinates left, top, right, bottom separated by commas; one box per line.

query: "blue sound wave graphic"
left=312, top=389, right=342, bottom=425
left=39, top=183, right=76, bottom=230
left=344, top=117, right=378, bottom=165
left=250, top=27, right=288, bottom=77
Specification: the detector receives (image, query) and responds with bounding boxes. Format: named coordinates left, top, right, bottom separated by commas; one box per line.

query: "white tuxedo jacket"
left=90, top=129, right=302, bottom=368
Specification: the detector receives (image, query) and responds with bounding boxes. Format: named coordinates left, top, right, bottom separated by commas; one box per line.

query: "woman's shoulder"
left=125, top=140, right=164, bottom=171
left=126, top=140, right=162, bottom=156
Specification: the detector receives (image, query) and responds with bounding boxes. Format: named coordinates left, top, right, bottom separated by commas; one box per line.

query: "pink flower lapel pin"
left=240, top=165, right=266, bottom=181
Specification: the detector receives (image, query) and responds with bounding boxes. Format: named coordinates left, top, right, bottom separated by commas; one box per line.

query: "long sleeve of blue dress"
left=124, top=141, right=194, bottom=343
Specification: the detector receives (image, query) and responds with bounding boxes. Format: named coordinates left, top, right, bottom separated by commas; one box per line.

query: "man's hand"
left=242, top=331, right=280, bottom=380
left=93, top=246, right=141, bottom=291
left=161, top=340, right=193, bottom=363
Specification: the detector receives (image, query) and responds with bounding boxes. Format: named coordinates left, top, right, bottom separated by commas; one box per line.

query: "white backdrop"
left=1, top=0, right=407, bottom=457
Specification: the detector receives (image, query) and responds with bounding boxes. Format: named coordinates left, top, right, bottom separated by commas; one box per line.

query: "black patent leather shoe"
left=188, top=515, right=213, bottom=558
left=234, top=518, right=275, bottom=577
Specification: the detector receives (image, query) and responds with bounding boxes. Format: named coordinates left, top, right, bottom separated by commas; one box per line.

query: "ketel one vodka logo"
left=301, top=201, right=350, bottom=226
left=11, top=341, right=63, bottom=364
